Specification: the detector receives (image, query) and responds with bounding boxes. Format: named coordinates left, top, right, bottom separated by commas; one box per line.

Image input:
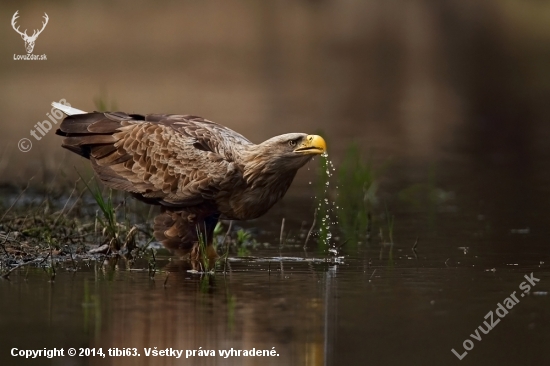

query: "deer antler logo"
left=11, top=10, right=49, bottom=54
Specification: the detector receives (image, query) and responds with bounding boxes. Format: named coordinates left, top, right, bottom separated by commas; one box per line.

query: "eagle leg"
left=153, top=210, right=219, bottom=262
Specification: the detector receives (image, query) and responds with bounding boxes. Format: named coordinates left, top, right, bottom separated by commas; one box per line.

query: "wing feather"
left=57, top=112, right=250, bottom=208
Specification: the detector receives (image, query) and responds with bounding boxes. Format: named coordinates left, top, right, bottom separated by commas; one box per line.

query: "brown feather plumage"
left=56, top=110, right=325, bottom=259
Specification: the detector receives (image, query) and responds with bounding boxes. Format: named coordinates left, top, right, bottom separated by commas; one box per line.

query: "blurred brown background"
left=1, top=0, right=550, bottom=184
left=2, top=3, right=550, bottom=365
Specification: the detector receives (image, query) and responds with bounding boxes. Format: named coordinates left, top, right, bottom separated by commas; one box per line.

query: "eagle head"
left=243, top=133, right=327, bottom=184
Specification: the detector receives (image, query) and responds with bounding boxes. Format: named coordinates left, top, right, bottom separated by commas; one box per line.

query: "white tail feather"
left=51, top=101, right=86, bottom=116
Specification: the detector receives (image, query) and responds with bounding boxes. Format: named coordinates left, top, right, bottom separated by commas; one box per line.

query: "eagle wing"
left=57, top=112, right=252, bottom=207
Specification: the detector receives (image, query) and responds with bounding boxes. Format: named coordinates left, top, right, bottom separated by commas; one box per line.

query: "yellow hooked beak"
left=294, top=135, right=327, bottom=154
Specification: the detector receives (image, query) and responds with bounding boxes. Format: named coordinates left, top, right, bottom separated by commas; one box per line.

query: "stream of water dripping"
left=316, top=152, right=340, bottom=252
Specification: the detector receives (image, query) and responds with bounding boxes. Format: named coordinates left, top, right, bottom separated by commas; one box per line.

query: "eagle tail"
left=55, top=112, right=122, bottom=158
left=55, top=109, right=157, bottom=195
left=51, top=101, right=87, bottom=116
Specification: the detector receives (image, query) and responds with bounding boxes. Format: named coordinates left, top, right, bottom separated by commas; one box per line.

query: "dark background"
left=1, top=1, right=550, bottom=366
left=2, top=0, right=550, bottom=178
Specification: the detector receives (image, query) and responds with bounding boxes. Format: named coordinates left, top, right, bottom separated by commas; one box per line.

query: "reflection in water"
left=323, top=265, right=337, bottom=366
left=2, top=1, right=550, bottom=365
left=0, top=244, right=549, bottom=366
left=1, top=134, right=549, bottom=364
left=87, top=259, right=330, bottom=366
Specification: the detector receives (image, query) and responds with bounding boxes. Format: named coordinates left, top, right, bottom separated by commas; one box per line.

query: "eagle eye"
left=288, top=139, right=298, bottom=147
